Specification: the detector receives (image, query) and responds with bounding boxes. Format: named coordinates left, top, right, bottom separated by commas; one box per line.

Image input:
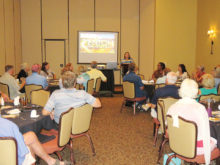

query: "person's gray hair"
left=197, top=65, right=205, bottom=72
left=166, top=72, right=177, bottom=84
left=215, top=67, right=220, bottom=77
left=179, top=79, right=198, bottom=99
left=62, top=71, right=77, bottom=89
left=91, top=61, right=97, bottom=69
left=21, top=63, right=28, bottom=70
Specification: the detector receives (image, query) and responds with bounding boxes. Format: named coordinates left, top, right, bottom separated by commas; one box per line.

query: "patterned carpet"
left=37, top=94, right=191, bottom=165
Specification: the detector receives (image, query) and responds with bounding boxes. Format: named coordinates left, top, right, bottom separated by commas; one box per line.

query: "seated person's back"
left=152, top=72, right=179, bottom=105
left=197, top=74, right=217, bottom=101
left=167, top=79, right=216, bottom=165
left=86, top=61, right=107, bottom=88
left=123, top=63, right=146, bottom=98
left=26, top=64, right=48, bottom=89
left=42, top=71, right=101, bottom=124
left=0, top=65, right=24, bottom=99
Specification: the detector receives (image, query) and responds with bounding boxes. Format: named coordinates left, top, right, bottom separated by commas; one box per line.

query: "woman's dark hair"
left=159, top=62, right=165, bottom=70
left=41, top=62, right=49, bottom=75
left=179, top=64, right=187, bottom=73
left=124, top=52, right=131, bottom=59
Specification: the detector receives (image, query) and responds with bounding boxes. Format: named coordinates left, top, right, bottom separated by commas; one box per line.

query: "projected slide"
left=78, top=32, right=118, bottom=63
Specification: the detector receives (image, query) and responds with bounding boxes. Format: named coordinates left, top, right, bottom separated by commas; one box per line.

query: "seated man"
left=145, top=72, right=180, bottom=118
left=26, top=64, right=48, bottom=89
left=42, top=71, right=101, bottom=124
left=86, top=61, right=107, bottom=88
left=0, top=117, right=67, bottom=165
left=123, top=63, right=148, bottom=109
left=152, top=62, right=170, bottom=81
left=0, top=65, right=25, bottom=100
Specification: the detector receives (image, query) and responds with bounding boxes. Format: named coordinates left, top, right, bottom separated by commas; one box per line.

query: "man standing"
left=0, top=65, right=25, bottom=99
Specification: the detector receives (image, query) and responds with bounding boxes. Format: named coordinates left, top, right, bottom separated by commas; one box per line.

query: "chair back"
left=72, top=104, right=93, bottom=135
left=155, top=83, right=166, bottom=89
left=166, top=115, right=197, bottom=158
left=199, top=94, right=220, bottom=102
left=138, top=74, right=145, bottom=80
left=122, top=81, right=135, bottom=99
left=94, top=77, right=102, bottom=93
left=157, top=97, right=179, bottom=133
left=31, top=89, right=50, bottom=107
left=25, top=84, right=42, bottom=103
left=0, top=137, right=18, bottom=165
left=58, top=108, right=74, bottom=147
left=87, top=79, right=94, bottom=95
left=0, top=82, right=10, bottom=98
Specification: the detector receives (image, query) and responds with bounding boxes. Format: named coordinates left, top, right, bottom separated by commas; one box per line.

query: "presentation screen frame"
left=77, top=31, right=119, bottom=64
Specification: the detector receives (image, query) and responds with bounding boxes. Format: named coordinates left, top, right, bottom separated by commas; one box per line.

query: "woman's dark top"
left=17, top=69, right=28, bottom=93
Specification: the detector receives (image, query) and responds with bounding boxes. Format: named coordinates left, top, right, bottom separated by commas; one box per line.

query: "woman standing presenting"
left=121, top=52, right=133, bottom=76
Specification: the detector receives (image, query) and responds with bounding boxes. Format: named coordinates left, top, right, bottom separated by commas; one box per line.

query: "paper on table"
left=2, top=114, right=18, bottom=118
left=7, top=109, right=21, bottom=115
left=142, top=80, right=148, bottom=84
left=30, top=110, right=39, bottom=118
left=0, top=105, right=13, bottom=110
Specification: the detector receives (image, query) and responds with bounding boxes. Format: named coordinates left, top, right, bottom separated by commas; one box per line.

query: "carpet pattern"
left=38, top=95, right=217, bottom=165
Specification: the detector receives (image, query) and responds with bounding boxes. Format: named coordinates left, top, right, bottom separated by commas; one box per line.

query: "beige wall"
left=196, top=0, right=220, bottom=73
left=155, top=0, right=197, bottom=74
left=19, top=0, right=199, bottom=80
left=20, top=0, right=155, bottom=80
left=140, top=0, right=155, bottom=79
left=0, top=0, right=22, bottom=75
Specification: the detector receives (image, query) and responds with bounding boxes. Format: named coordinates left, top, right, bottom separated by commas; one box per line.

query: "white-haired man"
left=143, top=72, right=180, bottom=117
left=42, top=71, right=101, bottom=124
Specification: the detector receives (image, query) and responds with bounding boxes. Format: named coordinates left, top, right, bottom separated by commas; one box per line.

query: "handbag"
left=163, top=153, right=181, bottom=165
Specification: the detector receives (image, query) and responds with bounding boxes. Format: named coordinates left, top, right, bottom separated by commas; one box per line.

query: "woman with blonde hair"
left=199, top=74, right=217, bottom=96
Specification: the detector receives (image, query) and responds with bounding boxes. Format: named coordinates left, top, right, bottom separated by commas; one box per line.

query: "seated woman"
left=152, top=62, right=170, bottom=81
left=17, top=63, right=30, bottom=93
left=167, top=79, right=217, bottom=165
left=198, top=74, right=217, bottom=100
left=59, top=63, right=89, bottom=90
left=40, top=62, right=56, bottom=79
left=213, top=66, right=220, bottom=88
left=176, top=64, right=188, bottom=81
left=192, top=65, right=205, bottom=84
left=17, top=63, right=30, bottom=81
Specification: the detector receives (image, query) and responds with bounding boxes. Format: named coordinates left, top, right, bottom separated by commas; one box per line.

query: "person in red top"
left=192, top=65, right=205, bottom=84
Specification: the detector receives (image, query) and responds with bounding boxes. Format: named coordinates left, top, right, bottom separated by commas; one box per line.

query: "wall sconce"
left=207, top=29, right=216, bottom=54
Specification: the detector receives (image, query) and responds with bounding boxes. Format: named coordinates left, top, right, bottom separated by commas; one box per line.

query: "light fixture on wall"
left=207, top=28, right=216, bottom=55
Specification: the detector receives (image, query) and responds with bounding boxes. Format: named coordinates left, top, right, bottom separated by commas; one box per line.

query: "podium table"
left=99, top=69, right=115, bottom=96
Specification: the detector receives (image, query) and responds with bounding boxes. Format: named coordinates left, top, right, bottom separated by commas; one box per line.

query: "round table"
left=1, top=103, right=57, bottom=143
